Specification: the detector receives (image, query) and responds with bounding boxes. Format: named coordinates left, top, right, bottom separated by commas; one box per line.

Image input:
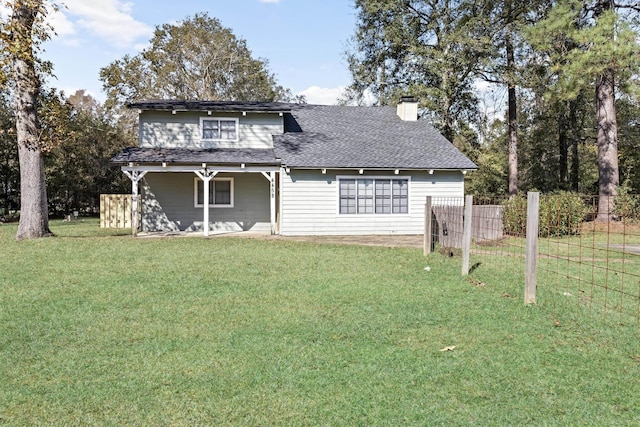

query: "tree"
left=528, top=0, right=640, bottom=220
left=100, top=13, right=294, bottom=111
left=343, top=0, right=487, bottom=142
left=39, top=89, right=132, bottom=216
left=344, top=0, right=552, bottom=198
left=471, top=0, right=551, bottom=197
left=0, top=0, right=55, bottom=239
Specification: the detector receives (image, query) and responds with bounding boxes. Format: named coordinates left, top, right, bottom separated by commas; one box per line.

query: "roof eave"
left=127, top=100, right=292, bottom=114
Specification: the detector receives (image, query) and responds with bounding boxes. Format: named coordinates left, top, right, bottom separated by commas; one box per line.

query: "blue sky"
left=40, top=0, right=357, bottom=104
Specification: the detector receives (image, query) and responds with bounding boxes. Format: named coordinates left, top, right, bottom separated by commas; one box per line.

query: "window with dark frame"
left=339, top=178, right=408, bottom=214
left=201, top=118, right=237, bottom=140
left=195, top=178, right=233, bottom=207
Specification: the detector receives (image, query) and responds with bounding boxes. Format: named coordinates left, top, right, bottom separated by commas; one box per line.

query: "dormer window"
left=200, top=117, right=238, bottom=141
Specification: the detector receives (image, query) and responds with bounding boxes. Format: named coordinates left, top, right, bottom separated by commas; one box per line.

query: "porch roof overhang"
left=127, top=100, right=292, bottom=114
left=112, top=147, right=281, bottom=172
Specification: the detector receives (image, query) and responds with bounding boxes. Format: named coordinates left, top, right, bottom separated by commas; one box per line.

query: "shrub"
left=614, top=187, right=640, bottom=222
left=539, top=192, right=585, bottom=237
left=502, top=196, right=527, bottom=237
left=502, top=192, right=586, bottom=238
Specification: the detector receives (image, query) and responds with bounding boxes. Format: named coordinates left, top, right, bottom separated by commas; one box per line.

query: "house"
left=111, top=98, right=477, bottom=236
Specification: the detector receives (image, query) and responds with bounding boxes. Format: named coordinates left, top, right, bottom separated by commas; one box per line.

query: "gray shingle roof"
left=113, top=101, right=476, bottom=170
left=111, top=147, right=279, bottom=165
left=274, top=104, right=477, bottom=170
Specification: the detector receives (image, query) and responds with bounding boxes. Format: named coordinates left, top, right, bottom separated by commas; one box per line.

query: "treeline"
left=344, top=0, right=640, bottom=204
left=0, top=89, right=133, bottom=219
left=464, top=91, right=640, bottom=196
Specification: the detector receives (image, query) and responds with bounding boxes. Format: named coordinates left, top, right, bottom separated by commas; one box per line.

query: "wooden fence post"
left=461, top=195, right=473, bottom=275
left=424, top=196, right=433, bottom=255
left=525, top=191, right=540, bottom=304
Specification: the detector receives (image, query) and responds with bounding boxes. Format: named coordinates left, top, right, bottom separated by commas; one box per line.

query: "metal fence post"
left=525, top=192, right=540, bottom=304
left=462, top=195, right=473, bottom=275
left=424, top=196, right=433, bottom=255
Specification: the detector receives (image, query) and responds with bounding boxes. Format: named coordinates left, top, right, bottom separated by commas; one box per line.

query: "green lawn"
left=1, top=220, right=639, bottom=426
left=469, top=231, right=640, bottom=325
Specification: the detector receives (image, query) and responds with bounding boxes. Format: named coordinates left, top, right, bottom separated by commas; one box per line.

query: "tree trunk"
left=506, top=31, right=518, bottom=197
left=12, top=1, right=52, bottom=240
left=593, top=0, right=619, bottom=222
left=595, top=66, right=619, bottom=222
left=569, top=99, right=580, bottom=192
left=558, top=104, right=568, bottom=189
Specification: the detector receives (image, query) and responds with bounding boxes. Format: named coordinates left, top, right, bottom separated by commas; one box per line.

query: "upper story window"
left=338, top=177, right=409, bottom=215
left=200, top=117, right=238, bottom=141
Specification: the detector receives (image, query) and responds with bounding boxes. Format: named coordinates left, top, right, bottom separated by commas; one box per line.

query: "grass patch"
left=1, top=220, right=639, bottom=425
left=469, top=231, right=640, bottom=325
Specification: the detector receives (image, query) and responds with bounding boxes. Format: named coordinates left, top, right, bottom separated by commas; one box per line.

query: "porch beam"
left=122, top=165, right=280, bottom=173
left=270, top=171, right=276, bottom=234
left=260, top=171, right=277, bottom=234
left=122, top=170, right=148, bottom=237
left=194, top=169, right=218, bottom=237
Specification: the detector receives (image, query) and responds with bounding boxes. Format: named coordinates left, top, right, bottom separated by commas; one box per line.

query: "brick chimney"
left=397, top=96, right=418, bottom=121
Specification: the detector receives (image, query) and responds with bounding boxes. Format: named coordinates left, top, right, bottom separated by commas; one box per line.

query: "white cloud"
left=1, top=2, right=75, bottom=37
left=57, top=0, right=152, bottom=49
left=259, top=0, right=282, bottom=3
left=47, top=5, right=75, bottom=37
left=298, top=85, right=346, bottom=105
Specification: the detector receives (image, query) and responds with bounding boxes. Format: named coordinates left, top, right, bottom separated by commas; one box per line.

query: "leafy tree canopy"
left=343, top=0, right=486, bottom=141
left=100, top=13, right=296, bottom=110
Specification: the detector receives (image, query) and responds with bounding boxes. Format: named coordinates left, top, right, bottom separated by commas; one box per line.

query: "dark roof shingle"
left=111, top=147, right=279, bottom=165
left=114, top=101, right=476, bottom=171
left=273, top=104, right=477, bottom=170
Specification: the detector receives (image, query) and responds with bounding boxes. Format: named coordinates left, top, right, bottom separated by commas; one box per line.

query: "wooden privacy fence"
left=100, top=194, right=138, bottom=229
left=428, top=201, right=504, bottom=250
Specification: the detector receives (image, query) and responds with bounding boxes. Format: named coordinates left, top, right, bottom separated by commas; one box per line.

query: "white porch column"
left=261, top=171, right=277, bottom=235
left=194, top=168, right=217, bottom=237
left=123, top=169, right=148, bottom=237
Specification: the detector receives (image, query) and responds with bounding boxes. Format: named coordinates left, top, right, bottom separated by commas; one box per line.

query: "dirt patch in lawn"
left=215, top=232, right=425, bottom=249
left=139, top=230, right=426, bottom=249
left=274, top=234, right=425, bottom=248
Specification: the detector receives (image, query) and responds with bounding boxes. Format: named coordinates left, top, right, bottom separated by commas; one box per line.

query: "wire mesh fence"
left=536, top=195, right=640, bottom=328
left=429, top=193, right=640, bottom=330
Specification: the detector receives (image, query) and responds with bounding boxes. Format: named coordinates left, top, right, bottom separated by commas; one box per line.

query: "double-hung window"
left=200, top=117, right=238, bottom=141
left=339, top=177, right=408, bottom=214
left=194, top=177, right=234, bottom=207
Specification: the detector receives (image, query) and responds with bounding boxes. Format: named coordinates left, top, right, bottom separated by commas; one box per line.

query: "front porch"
left=122, top=163, right=280, bottom=237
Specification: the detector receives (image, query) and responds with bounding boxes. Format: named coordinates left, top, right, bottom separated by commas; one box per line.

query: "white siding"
left=279, top=169, right=465, bottom=236
left=139, top=111, right=283, bottom=149
left=141, top=172, right=271, bottom=232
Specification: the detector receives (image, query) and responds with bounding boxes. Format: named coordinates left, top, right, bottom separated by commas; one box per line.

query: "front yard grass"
left=1, top=219, right=639, bottom=425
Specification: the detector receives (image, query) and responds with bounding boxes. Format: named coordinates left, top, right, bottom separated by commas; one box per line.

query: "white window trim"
left=199, top=117, right=239, bottom=142
left=194, top=177, right=235, bottom=208
left=336, top=175, right=411, bottom=215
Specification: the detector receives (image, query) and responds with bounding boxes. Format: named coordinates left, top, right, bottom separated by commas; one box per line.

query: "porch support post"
left=123, top=169, right=148, bottom=237
left=194, top=169, right=218, bottom=237
left=261, top=171, right=277, bottom=235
